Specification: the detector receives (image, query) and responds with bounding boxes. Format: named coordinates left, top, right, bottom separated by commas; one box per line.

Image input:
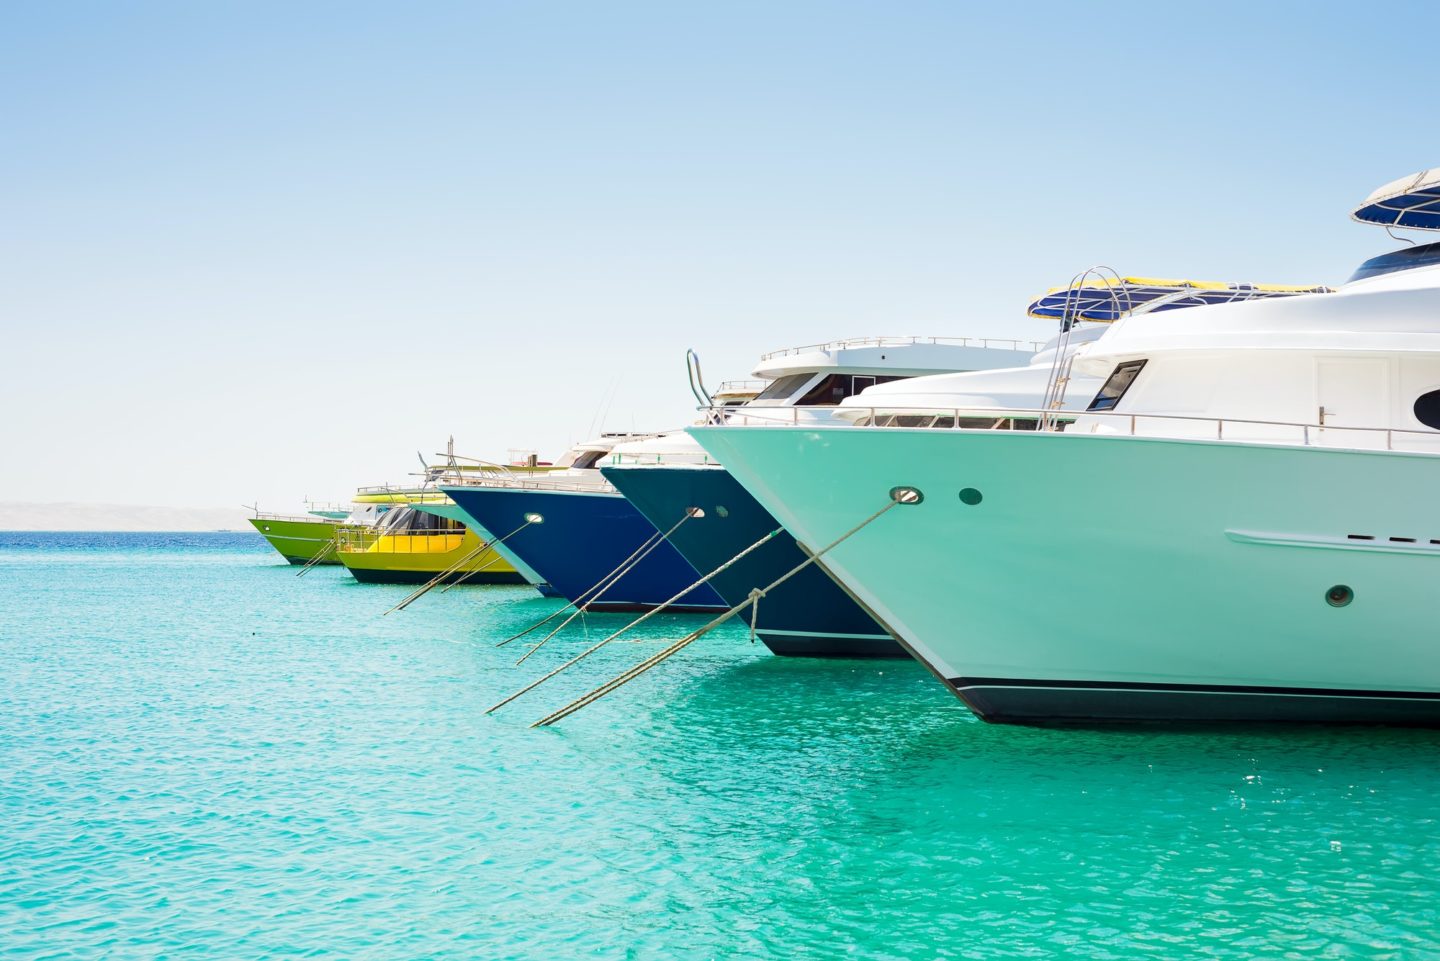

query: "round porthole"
left=263, top=525, right=270, bottom=532
left=889, top=486, right=924, bottom=505
left=1325, top=585, right=1354, bottom=608
left=959, top=488, right=983, bottom=506
left=715, top=505, right=729, bottom=518
left=1415, top=390, right=1440, bottom=430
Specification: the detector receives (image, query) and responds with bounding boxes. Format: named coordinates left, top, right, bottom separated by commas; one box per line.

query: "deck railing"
left=758, top=336, right=1045, bottom=361
left=439, top=473, right=617, bottom=495
left=253, top=512, right=355, bottom=525
left=715, top=379, right=766, bottom=394
left=699, top=404, right=1440, bottom=455
left=336, top=527, right=469, bottom=553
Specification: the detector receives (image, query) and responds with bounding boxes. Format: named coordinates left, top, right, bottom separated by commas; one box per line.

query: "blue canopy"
left=1027, top=277, right=1332, bottom=323
left=1352, top=168, right=1440, bottom=231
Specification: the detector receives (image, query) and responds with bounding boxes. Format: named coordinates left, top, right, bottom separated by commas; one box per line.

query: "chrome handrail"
left=758, top=336, right=1045, bottom=361
left=697, top=403, right=1440, bottom=453
left=716, top=379, right=766, bottom=393
left=441, top=473, right=618, bottom=495
left=252, top=512, right=360, bottom=525
left=336, top=527, right=471, bottom=554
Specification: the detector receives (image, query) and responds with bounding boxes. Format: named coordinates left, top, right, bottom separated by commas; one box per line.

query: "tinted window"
left=1415, top=390, right=1440, bottom=430
left=798, top=374, right=848, bottom=405
left=798, top=374, right=907, bottom=406
left=755, top=374, right=815, bottom=401
left=1088, top=360, right=1147, bottom=411
left=571, top=449, right=605, bottom=470
left=1349, top=240, right=1440, bottom=283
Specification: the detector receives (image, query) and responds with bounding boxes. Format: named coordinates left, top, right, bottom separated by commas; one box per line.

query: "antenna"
left=585, top=377, right=618, bottom=440
left=1386, top=226, right=1418, bottom=247
left=593, top=377, right=619, bottom=438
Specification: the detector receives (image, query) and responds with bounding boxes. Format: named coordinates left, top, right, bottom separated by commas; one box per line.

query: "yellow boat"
left=335, top=506, right=526, bottom=585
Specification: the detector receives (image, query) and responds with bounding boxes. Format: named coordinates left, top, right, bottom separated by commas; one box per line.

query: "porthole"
left=958, top=488, right=983, bottom=506
left=1414, top=389, right=1440, bottom=430
left=1325, top=585, right=1354, bottom=608
left=889, top=486, right=924, bottom=505
left=715, top=505, right=729, bottom=518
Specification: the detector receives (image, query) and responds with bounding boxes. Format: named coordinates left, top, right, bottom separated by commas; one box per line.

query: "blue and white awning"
left=1352, top=168, right=1440, bottom=231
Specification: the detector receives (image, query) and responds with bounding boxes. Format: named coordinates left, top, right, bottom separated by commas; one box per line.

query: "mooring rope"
left=494, top=527, right=665, bottom=648
left=437, top=548, right=509, bottom=593
left=530, top=497, right=903, bottom=727
left=295, top=538, right=338, bottom=576
left=382, top=517, right=537, bottom=616
left=512, top=511, right=701, bottom=665
left=487, top=524, right=784, bottom=714
left=508, top=529, right=666, bottom=661
left=381, top=541, right=491, bottom=615
left=505, top=508, right=701, bottom=661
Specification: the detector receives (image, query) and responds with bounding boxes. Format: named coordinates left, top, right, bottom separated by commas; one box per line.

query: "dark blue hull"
left=601, top=465, right=904, bottom=657
left=441, top=485, right=727, bottom=613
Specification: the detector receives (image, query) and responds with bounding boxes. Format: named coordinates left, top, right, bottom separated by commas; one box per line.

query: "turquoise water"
left=3, top=533, right=1439, bottom=959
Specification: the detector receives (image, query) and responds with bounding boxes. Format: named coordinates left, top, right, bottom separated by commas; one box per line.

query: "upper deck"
left=752, top=336, right=1039, bottom=382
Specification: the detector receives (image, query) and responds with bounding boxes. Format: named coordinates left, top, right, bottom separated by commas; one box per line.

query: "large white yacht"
left=689, top=170, right=1438, bottom=725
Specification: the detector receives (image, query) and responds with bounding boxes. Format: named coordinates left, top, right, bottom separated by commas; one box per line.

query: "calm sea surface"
left=3, top=532, right=1439, bottom=959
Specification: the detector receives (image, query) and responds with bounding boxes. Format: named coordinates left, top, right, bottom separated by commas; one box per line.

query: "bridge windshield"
left=1348, top=240, right=1440, bottom=283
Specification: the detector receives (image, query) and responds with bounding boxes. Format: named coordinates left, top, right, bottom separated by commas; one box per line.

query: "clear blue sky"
left=2, top=1, right=1435, bottom=509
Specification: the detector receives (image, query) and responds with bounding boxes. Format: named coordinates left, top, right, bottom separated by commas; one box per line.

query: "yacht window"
left=379, top=507, right=412, bottom=531
left=798, top=374, right=906, bottom=406
left=571, top=449, right=605, bottom=470
left=798, top=374, right=847, bottom=405
left=1348, top=240, right=1440, bottom=283
left=1414, top=390, right=1440, bottom=430
left=1088, top=360, right=1147, bottom=412
left=754, top=374, right=815, bottom=401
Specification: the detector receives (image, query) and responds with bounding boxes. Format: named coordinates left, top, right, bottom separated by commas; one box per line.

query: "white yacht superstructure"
left=690, top=174, right=1434, bottom=724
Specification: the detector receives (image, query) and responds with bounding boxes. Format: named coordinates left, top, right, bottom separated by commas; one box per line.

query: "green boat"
left=251, top=442, right=562, bottom=569
left=248, top=513, right=345, bottom=565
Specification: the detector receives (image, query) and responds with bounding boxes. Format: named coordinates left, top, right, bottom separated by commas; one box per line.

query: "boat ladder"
left=1038, top=265, right=1129, bottom=431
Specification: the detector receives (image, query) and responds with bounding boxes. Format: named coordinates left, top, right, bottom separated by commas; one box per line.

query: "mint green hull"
left=692, top=425, right=1440, bottom=725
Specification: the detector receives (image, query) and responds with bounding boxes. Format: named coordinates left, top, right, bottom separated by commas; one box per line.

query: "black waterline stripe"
left=948, top=677, right=1440, bottom=701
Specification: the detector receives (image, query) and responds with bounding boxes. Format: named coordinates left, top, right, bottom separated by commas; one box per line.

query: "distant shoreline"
left=0, top=503, right=257, bottom=533
left=0, top=529, right=259, bottom=533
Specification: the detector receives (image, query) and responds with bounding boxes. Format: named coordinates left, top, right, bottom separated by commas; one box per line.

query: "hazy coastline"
left=0, top=503, right=253, bottom=532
